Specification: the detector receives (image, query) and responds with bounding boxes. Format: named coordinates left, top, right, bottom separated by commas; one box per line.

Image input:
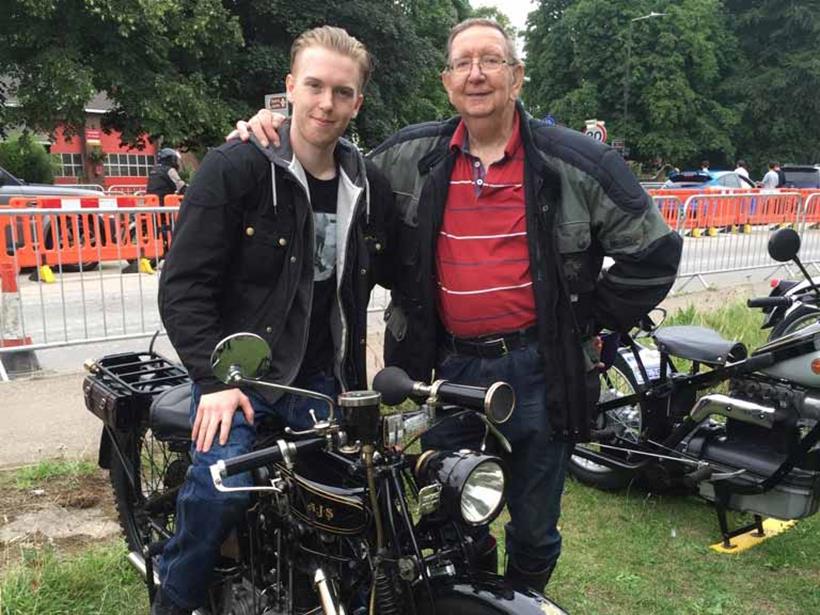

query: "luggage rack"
left=89, top=351, right=189, bottom=395
left=84, top=351, right=190, bottom=430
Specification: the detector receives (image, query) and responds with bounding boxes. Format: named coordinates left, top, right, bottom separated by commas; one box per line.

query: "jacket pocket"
left=384, top=300, right=408, bottom=342
left=555, top=221, right=595, bottom=295
left=237, top=223, right=292, bottom=282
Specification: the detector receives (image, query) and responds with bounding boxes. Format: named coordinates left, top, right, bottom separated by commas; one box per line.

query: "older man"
left=238, top=18, right=681, bottom=593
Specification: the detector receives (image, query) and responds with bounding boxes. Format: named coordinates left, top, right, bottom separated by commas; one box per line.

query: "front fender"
left=421, top=574, right=567, bottom=614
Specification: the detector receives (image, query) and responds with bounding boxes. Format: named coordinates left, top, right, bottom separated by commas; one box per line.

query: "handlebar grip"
left=220, top=437, right=325, bottom=478
left=747, top=296, right=792, bottom=308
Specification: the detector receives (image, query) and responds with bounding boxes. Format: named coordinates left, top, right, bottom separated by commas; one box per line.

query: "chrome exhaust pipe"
left=314, top=568, right=345, bottom=615
left=689, top=393, right=778, bottom=428
left=127, top=551, right=206, bottom=615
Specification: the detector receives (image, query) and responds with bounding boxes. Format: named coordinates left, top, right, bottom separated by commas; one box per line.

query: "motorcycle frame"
left=591, top=332, right=820, bottom=498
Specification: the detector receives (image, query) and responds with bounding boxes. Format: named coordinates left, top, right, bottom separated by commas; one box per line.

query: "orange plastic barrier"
left=0, top=195, right=167, bottom=273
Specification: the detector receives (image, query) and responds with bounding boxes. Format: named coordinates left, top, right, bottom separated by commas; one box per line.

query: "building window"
left=58, top=153, right=83, bottom=177
left=104, top=153, right=155, bottom=177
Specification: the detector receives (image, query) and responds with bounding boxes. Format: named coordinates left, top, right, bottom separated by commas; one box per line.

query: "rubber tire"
left=569, top=353, right=641, bottom=491
left=43, top=215, right=100, bottom=272
left=109, top=429, right=186, bottom=552
left=769, top=304, right=820, bottom=340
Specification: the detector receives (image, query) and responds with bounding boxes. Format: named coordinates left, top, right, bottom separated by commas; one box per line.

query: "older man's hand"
left=226, top=109, right=286, bottom=147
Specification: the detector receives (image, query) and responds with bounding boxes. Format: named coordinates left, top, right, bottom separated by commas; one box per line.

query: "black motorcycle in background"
left=83, top=332, right=566, bottom=614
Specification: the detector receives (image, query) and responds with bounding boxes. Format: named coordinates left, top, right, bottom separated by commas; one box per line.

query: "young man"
left=762, top=162, right=780, bottom=189
left=237, top=18, right=681, bottom=594
left=155, top=26, right=393, bottom=614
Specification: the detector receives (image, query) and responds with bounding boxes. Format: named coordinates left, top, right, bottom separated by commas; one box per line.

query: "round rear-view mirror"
left=768, top=228, right=801, bottom=263
left=210, top=332, right=272, bottom=384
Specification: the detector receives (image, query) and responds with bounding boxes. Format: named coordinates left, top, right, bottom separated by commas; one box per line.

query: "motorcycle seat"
left=150, top=383, right=192, bottom=441
left=653, top=325, right=747, bottom=365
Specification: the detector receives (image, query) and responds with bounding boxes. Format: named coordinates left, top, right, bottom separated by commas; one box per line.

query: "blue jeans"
left=421, top=342, right=571, bottom=574
left=158, top=372, right=337, bottom=610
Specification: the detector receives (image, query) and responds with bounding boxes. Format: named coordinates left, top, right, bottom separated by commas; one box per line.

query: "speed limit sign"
left=583, top=119, right=608, bottom=143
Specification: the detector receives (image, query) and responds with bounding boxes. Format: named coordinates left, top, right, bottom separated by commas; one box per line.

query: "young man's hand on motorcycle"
left=192, top=389, right=254, bottom=453
left=227, top=109, right=286, bottom=147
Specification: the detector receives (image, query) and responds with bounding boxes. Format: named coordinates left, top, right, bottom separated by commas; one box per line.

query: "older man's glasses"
left=448, top=55, right=510, bottom=74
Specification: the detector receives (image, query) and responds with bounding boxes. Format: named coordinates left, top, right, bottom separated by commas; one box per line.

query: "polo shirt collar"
left=448, top=110, right=523, bottom=159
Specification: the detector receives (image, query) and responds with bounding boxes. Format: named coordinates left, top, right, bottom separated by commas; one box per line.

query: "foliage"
left=12, top=458, right=97, bottom=489
left=724, top=0, right=820, bottom=172
left=523, top=0, right=742, bottom=167
left=0, top=0, right=245, bottom=149
left=0, top=0, right=479, bottom=151
left=0, top=132, right=57, bottom=183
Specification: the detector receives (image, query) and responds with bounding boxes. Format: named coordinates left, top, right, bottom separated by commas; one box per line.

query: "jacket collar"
left=250, top=119, right=367, bottom=188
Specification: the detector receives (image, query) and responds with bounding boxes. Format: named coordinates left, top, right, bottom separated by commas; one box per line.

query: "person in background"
left=734, top=159, right=750, bottom=179
left=147, top=148, right=187, bottom=205
left=762, top=161, right=780, bottom=189
left=700, top=159, right=710, bottom=173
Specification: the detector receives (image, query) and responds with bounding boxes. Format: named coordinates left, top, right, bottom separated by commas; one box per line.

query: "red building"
left=50, top=93, right=157, bottom=191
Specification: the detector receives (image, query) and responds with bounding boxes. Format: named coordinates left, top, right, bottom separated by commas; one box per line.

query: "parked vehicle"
left=780, top=165, right=820, bottom=189
left=570, top=228, right=820, bottom=547
left=82, top=333, right=566, bottom=614
left=661, top=170, right=757, bottom=191
left=1, top=164, right=107, bottom=271
left=0, top=164, right=102, bottom=206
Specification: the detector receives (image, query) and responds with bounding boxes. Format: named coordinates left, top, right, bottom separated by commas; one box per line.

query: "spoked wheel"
left=570, top=353, right=643, bottom=490
left=109, top=428, right=189, bottom=552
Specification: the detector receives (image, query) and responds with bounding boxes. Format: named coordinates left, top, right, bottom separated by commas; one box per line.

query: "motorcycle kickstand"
left=713, top=486, right=765, bottom=549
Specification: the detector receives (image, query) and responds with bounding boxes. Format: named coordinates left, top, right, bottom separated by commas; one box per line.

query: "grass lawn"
left=2, top=301, right=818, bottom=614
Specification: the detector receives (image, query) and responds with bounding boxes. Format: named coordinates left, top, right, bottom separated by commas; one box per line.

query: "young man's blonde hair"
left=290, top=26, right=373, bottom=90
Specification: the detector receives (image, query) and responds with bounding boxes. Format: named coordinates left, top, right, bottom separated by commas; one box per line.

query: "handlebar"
left=217, top=437, right=325, bottom=478
left=747, top=296, right=793, bottom=308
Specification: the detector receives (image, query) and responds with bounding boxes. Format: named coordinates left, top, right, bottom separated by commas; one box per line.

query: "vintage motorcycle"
left=83, top=332, right=566, bottom=614
left=570, top=228, right=820, bottom=547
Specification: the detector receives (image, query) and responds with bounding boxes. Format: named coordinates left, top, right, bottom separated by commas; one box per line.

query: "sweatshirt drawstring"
left=271, top=162, right=278, bottom=214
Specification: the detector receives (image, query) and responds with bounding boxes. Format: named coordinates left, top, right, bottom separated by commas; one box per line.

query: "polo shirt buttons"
left=476, top=178, right=484, bottom=186
left=265, top=326, right=273, bottom=333
left=278, top=237, right=288, bottom=247
left=360, top=268, right=367, bottom=276
left=473, top=160, right=480, bottom=168
left=245, top=227, right=255, bottom=236
left=290, top=256, right=297, bottom=263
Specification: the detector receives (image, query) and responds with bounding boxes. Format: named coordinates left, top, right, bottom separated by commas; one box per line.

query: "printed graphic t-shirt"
left=294, top=170, right=339, bottom=385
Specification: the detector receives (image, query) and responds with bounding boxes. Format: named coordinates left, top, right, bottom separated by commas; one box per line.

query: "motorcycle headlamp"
left=416, top=450, right=506, bottom=526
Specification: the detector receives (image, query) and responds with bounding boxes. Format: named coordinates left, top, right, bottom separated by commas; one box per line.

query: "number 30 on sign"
left=583, top=119, right=608, bottom=143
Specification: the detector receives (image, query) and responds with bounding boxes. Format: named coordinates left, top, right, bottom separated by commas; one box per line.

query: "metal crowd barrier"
left=4, top=190, right=820, bottom=375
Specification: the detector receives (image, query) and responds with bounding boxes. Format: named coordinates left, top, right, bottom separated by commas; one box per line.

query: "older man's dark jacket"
left=159, top=127, right=394, bottom=396
left=369, top=101, right=682, bottom=441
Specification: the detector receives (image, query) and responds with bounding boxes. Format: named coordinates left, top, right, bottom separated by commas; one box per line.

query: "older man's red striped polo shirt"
left=436, top=112, right=536, bottom=338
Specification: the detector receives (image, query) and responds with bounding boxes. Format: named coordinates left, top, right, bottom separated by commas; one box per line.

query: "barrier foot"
left=0, top=349, right=41, bottom=378
left=30, top=265, right=56, bottom=284
left=742, top=224, right=751, bottom=234
left=707, top=227, right=718, bottom=237
left=691, top=228, right=703, bottom=238
left=138, top=257, right=156, bottom=275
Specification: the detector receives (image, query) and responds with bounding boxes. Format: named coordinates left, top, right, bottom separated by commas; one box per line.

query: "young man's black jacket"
left=159, top=126, right=394, bottom=396
left=369, top=100, right=682, bottom=441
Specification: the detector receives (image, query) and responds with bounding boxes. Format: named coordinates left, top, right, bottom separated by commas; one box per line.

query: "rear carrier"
left=83, top=351, right=190, bottom=431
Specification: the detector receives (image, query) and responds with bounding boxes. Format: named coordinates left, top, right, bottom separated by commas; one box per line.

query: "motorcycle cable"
left=590, top=442, right=708, bottom=468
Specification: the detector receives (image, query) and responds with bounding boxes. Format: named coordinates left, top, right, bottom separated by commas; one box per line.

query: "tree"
left=1, top=0, right=245, bottom=149
left=522, top=0, right=742, bottom=167
left=724, top=0, right=820, bottom=171
left=0, top=132, right=57, bottom=182
left=1, top=0, right=475, bottom=151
